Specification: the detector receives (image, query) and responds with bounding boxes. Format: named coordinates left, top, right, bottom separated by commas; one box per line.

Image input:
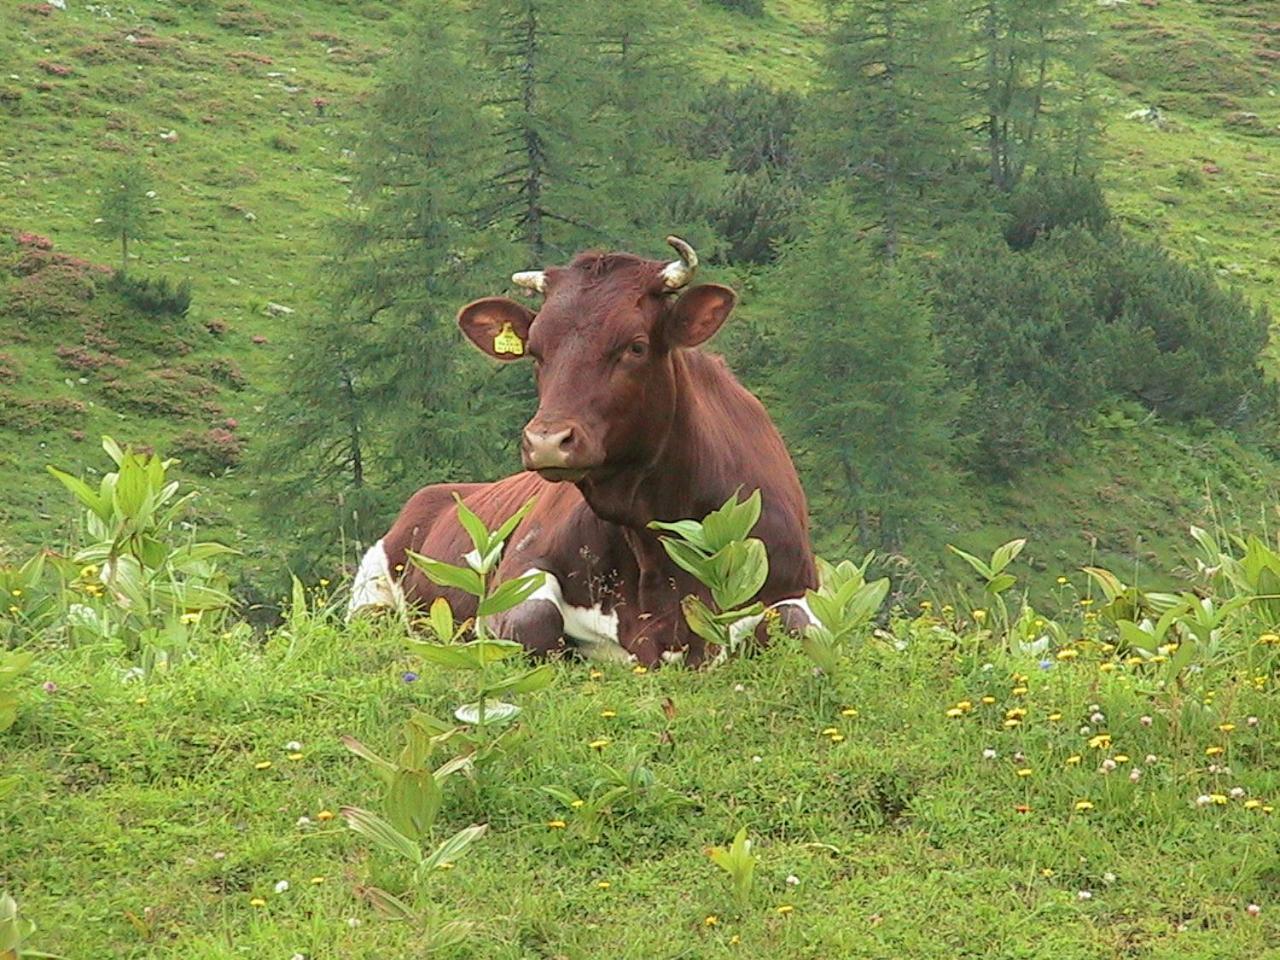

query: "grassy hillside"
left=4, top=594, right=1280, bottom=958
left=1, top=0, right=1277, bottom=590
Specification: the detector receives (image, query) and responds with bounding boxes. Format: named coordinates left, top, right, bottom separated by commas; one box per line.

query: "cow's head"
left=457, top=237, right=736, bottom=482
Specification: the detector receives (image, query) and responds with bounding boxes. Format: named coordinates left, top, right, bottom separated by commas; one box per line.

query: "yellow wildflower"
left=1065, top=755, right=1082, bottom=766
left=1259, top=633, right=1280, bottom=645
left=255, top=760, right=272, bottom=770
left=1012, top=686, right=1029, bottom=696
left=1006, top=707, right=1027, bottom=719
left=589, top=670, right=604, bottom=680
left=821, top=727, right=840, bottom=736
left=704, top=915, right=719, bottom=926
left=310, top=876, right=326, bottom=885
left=547, top=819, right=567, bottom=829
left=1211, top=794, right=1228, bottom=805
left=287, top=753, right=304, bottom=761
left=596, top=881, right=611, bottom=889
left=632, top=665, right=648, bottom=675
left=570, top=799, right=585, bottom=808
left=1016, top=768, right=1033, bottom=778
left=315, top=810, right=335, bottom=822
left=981, top=696, right=996, bottom=705
left=1056, top=649, right=1078, bottom=661
left=1113, top=754, right=1129, bottom=764
left=1098, top=662, right=1115, bottom=673
left=180, top=612, right=201, bottom=625
left=588, top=738, right=609, bottom=750
left=1205, top=746, right=1225, bottom=757
left=249, top=897, right=266, bottom=907
left=1003, top=718, right=1022, bottom=728
left=973, top=609, right=987, bottom=623
left=776, top=905, right=794, bottom=915
left=600, top=710, right=617, bottom=718
left=1245, top=799, right=1263, bottom=810
left=1079, top=598, right=1094, bottom=607
left=1074, top=800, right=1094, bottom=811
left=829, top=734, right=845, bottom=743
left=1088, top=734, right=1112, bottom=750
left=1218, top=723, right=1235, bottom=733
left=946, top=708, right=964, bottom=719
left=956, top=700, right=973, bottom=712
left=1047, top=712, right=1063, bottom=722
left=841, top=707, right=859, bottom=717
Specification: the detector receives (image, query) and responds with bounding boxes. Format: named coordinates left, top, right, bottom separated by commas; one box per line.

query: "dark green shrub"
left=109, top=273, right=192, bottom=318
left=1003, top=175, right=1110, bottom=250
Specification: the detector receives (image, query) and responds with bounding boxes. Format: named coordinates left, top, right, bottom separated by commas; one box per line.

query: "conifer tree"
left=766, top=189, right=957, bottom=549
left=97, top=159, right=154, bottom=274
left=804, top=0, right=968, bottom=260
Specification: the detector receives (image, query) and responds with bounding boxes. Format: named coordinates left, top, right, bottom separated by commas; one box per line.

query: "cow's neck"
left=578, top=349, right=763, bottom=530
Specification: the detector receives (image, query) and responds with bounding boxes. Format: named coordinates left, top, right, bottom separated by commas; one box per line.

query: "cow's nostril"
left=523, top=424, right=577, bottom=470
left=554, top=427, right=574, bottom=451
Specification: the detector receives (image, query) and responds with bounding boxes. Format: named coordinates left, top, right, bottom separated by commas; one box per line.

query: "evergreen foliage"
left=95, top=159, right=154, bottom=275
left=766, top=190, right=957, bottom=549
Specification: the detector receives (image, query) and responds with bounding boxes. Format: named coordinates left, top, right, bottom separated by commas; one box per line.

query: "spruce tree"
left=766, top=189, right=957, bottom=549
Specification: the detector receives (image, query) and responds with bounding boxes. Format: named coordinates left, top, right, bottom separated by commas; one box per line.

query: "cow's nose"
left=522, top=424, right=576, bottom=470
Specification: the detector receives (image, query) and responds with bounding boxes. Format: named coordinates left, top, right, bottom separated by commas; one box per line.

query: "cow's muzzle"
left=522, top=421, right=596, bottom=481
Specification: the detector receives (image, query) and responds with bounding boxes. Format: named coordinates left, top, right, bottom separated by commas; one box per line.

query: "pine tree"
left=766, top=189, right=958, bottom=549
left=804, top=0, right=968, bottom=260
left=97, top=159, right=154, bottom=274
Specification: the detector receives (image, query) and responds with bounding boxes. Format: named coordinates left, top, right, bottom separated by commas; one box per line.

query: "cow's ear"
left=665, top=284, right=737, bottom=348
left=458, top=297, right=536, bottom=361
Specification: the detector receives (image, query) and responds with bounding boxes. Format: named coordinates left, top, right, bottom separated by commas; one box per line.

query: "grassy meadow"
left=5, top=571, right=1280, bottom=958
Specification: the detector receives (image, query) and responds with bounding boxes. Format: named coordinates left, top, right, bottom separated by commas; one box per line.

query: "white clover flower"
left=1077, top=890, right=1092, bottom=901
left=982, top=748, right=997, bottom=760
left=285, top=740, right=303, bottom=752
left=786, top=875, right=800, bottom=886
left=1230, top=787, right=1246, bottom=799
left=274, top=880, right=290, bottom=894
left=1196, top=795, right=1212, bottom=807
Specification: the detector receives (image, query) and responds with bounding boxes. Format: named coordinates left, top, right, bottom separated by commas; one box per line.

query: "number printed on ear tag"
left=493, top=322, right=524, bottom=356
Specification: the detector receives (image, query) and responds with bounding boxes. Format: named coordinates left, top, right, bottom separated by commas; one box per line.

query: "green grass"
left=4, top=591, right=1279, bottom=957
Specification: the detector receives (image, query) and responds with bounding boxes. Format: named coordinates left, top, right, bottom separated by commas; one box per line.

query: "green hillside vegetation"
left=0, top=0, right=1277, bottom=603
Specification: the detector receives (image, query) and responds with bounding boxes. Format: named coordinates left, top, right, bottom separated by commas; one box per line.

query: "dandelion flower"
left=1016, top=768, right=1033, bottom=778
left=315, top=810, right=335, bottom=821
left=596, top=881, right=611, bottom=889
left=1074, top=800, right=1094, bottom=811
left=1041, top=868, right=1055, bottom=877
left=547, top=819, right=567, bottom=829
left=1211, top=794, right=1228, bottom=805
left=255, top=760, right=272, bottom=770
left=1057, top=576, right=1068, bottom=585
left=249, top=897, right=267, bottom=907
left=1066, top=755, right=1082, bottom=766
left=1012, top=686, right=1029, bottom=696
left=956, top=700, right=973, bottom=711
left=1098, top=662, right=1115, bottom=673
left=570, top=798, right=585, bottom=808
left=981, top=696, right=996, bottom=704
left=829, top=733, right=845, bottom=743
left=1056, top=649, right=1078, bottom=661
left=704, top=915, right=719, bottom=926
left=1087, top=734, right=1111, bottom=750
left=632, top=665, right=648, bottom=675
left=600, top=710, right=617, bottom=718
left=1048, top=712, right=1063, bottom=722
left=1245, top=799, right=1263, bottom=810
left=946, top=708, right=964, bottom=719
left=1113, top=754, right=1129, bottom=764
left=1218, top=723, right=1235, bottom=733
left=1003, top=718, right=1021, bottom=728
left=841, top=707, right=859, bottom=717
left=588, top=738, right=609, bottom=750
left=821, top=727, right=840, bottom=736
left=776, top=904, right=794, bottom=915
left=1205, top=746, right=1225, bottom=757
left=310, top=876, right=325, bottom=885
left=589, top=670, right=604, bottom=680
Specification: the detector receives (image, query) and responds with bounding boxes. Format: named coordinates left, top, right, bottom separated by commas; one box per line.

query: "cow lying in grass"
left=350, top=237, right=815, bottom=666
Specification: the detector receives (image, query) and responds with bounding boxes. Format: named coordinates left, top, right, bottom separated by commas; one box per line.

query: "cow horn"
left=660, top=235, right=698, bottom=289
left=511, top=270, right=548, bottom=295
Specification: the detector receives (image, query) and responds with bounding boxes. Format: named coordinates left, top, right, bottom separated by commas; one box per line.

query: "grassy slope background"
left=1, top=0, right=1278, bottom=596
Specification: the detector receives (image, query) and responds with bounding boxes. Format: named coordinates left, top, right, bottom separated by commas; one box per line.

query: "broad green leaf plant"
left=46, top=437, right=237, bottom=665
left=948, top=538, right=1026, bottom=641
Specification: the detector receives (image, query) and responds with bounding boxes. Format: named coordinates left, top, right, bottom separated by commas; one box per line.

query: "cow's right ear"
left=457, top=297, right=536, bottom=362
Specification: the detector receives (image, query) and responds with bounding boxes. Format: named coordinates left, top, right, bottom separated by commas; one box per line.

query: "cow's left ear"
left=457, top=297, right=536, bottom=361
left=665, top=284, right=737, bottom=348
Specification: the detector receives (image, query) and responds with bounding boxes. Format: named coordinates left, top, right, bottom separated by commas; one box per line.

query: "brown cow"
left=349, top=237, right=816, bottom=666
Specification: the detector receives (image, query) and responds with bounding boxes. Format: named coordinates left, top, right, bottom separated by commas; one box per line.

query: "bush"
left=928, top=225, right=1273, bottom=477
left=109, top=273, right=192, bottom=318
left=1003, top=175, right=1110, bottom=250
left=171, top=427, right=243, bottom=473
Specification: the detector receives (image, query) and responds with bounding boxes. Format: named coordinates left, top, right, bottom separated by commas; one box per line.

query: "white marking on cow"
left=717, top=596, right=814, bottom=665
left=521, top=568, right=633, bottom=664
left=347, top=539, right=404, bottom=617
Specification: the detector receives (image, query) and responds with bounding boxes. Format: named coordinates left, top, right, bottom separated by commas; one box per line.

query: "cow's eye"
left=626, top=340, right=648, bottom=359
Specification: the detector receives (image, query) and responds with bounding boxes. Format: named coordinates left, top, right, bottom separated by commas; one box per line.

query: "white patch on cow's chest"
left=522, top=568, right=631, bottom=663
left=347, top=539, right=404, bottom=617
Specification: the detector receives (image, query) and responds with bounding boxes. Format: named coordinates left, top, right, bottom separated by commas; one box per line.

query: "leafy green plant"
left=341, top=807, right=486, bottom=950
left=542, top=756, right=689, bottom=843
left=0, top=553, right=62, bottom=647
left=0, top=891, right=59, bottom=959
left=47, top=437, right=237, bottom=663
left=948, top=538, right=1026, bottom=640
left=799, top=555, right=889, bottom=675
left=707, top=826, right=758, bottom=913
left=0, top=652, right=34, bottom=733
left=405, top=497, right=554, bottom=738
left=650, top=490, right=770, bottom=655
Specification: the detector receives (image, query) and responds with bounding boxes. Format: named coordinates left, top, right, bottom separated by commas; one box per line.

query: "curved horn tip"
left=511, top=271, right=548, bottom=295
left=661, top=236, right=698, bottom=289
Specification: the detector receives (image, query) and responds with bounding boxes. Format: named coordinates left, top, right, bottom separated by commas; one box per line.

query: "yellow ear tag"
left=493, top=322, right=524, bottom=356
